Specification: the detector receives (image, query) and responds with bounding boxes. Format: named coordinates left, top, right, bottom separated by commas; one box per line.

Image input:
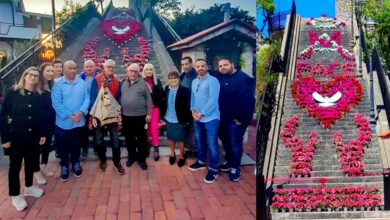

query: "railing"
left=256, top=53, right=277, bottom=220
left=0, top=2, right=99, bottom=91
left=270, top=10, right=291, bottom=31
left=152, top=9, right=181, bottom=46
left=281, top=0, right=296, bottom=74
left=373, top=48, right=390, bottom=124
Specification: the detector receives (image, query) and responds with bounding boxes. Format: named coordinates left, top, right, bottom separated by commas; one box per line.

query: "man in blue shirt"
left=52, top=60, right=90, bottom=182
left=215, top=58, right=255, bottom=182
left=188, top=59, right=220, bottom=184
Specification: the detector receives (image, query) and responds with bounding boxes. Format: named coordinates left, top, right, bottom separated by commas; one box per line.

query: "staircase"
left=271, top=17, right=387, bottom=219
left=59, top=10, right=163, bottom=84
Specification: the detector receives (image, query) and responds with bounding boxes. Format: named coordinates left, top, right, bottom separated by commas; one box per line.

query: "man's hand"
left=70, top=112, right=83, bottom=123
left=146, top=115, right=151, bottom=123
left=192, top=111, right=201, bottom=121
left=2, top=142, right=10, bottom=149
left=39, top=137, right=46, bottom=145
left=74, top=112, right=84, bottom=122
left=92, top=118, right=98, bottom=128
left=70, top=114, right=79, bottom=123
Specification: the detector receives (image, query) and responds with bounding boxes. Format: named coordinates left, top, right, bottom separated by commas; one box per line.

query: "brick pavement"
left=0, top=126, right=256, bottom=220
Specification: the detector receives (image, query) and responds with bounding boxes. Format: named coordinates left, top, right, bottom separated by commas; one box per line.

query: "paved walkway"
left=0, top=126, right=256, bottom=220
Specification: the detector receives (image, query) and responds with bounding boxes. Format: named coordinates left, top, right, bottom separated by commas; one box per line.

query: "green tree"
left=169, top=4, right=255, bottom=38
left=153, top=0, right=181, bottom=18
left=55, top=0, right=83, bottom=26
left=361, top=0, right=390, bottom=70
left=257, top=0, right=275, bottom=36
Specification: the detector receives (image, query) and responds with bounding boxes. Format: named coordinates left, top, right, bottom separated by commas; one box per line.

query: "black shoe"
left=60, top=166, right=69, bottom=182
left=72, top=163, right=83, bottom=178
left=113, top=163, right=125, bottom=175
left=153, top=148, right=160, bottom=161
left=138, top=161, right=148, bottom=170
left=177, top=158, right=185, bottom=167
left=219, top=162, right=231, bottom=173
left=169, top=155, right=176, bottom=165
left=188, top=161, right=206, bottom=171
left=126, top=159, right=135, bottom=167
left=99, top=161, right=107, bottom=171
left=204, top=170, right=218, bottom=184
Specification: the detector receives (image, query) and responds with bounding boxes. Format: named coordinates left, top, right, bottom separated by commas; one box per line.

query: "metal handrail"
left=152, top=9, right=181, bottom=42
left=282, top=0, right=296, bottom=74
left=374, top=48, right=390, bottom=123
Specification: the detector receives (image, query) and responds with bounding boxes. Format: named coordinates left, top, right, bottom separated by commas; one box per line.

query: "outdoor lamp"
left=365, top=18, right=377, bottom=37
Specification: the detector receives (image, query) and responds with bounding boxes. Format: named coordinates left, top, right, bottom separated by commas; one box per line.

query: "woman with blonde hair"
left=141, top=63, right=164, bottom=161
left=33, top=63, right=56, bottom=185
left=0, top=66, right=47, bottom=211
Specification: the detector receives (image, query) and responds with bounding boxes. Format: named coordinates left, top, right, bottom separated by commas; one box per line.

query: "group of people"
left=0, top=56, right=255, bottom=211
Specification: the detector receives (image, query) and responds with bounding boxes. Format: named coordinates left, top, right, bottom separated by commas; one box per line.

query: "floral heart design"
left=291, top=75, right=362, bottom=128
left=101, top=19, right=142, bottom=46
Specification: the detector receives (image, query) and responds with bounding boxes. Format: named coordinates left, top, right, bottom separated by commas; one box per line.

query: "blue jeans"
left=193, top=119, right=220, bottom=171
left=218, top=121, right=247, bottom=170
left=55, top=126, right=82, bottom=167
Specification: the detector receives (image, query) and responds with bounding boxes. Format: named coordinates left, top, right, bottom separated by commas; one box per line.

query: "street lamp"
left=355, top=0, right=364, bottom=74
left=365, top=17, right=377, bottom=133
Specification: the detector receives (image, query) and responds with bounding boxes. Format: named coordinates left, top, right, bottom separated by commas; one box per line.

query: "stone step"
left=274, top=175, right=383, bottom=184
left=274, top=170, right=382, bottom=178
left=276, top=153, right=381, bottom=160
left=276, top=148, right=380, bottom=155
left=274, top=163, right=383, bottom=172
left=276, top=158, right=381, bottom=166
left=272, top=210, right=390, bottom=220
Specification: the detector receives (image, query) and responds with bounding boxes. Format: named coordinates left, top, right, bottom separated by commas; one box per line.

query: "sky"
left=257, top=0, right=335, bottom=35
left=23, top=0, right=256, bottom=17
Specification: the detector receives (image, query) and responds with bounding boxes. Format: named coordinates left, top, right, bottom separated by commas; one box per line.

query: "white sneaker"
left=11, top=195, right=28, bottom=211
left=41, top=164, right=54, bottom=177
left=24, top=186, right=44, bottom=198
left=34, top=171, right=47, bottom=185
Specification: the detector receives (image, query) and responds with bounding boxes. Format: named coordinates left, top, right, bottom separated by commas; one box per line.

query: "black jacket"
left=0, top=87, right=46, bottom=153
left=160, top=85, right=192, bottom=124
left=41, top=90, right=56, bottom=131
left=215, top=70, right=255, bottom=126
left=146, top=78, right=164, bottom=109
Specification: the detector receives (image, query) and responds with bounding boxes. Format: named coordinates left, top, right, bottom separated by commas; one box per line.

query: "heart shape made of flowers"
left=101, top=19, right=142, bottom=46
left=291, top=75, right=363, bottom=128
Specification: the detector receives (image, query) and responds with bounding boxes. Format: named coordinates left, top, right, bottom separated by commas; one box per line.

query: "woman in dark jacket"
left=33, top=62, right=56, bottom=185
left=160, top=71, right=192, bottom=167
left=142, top=63, right=164, bottom=161
left=0, top=66, right=46, bottom=211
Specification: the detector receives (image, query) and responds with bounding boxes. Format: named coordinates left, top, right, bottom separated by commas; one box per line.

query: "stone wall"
left=336, top=0, right=352, bottom=23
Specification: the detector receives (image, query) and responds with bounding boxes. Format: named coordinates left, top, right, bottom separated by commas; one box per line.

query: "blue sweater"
left=215, top=70, right=255, bottom=126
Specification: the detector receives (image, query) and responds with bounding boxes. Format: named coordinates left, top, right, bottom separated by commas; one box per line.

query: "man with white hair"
left=89, top=59, right=124, bottom=175
left=119, top=63, right=152, bottom=170
left=79, top=59, right=97, bottom=159
left=52, top=60, right=90, bottom=182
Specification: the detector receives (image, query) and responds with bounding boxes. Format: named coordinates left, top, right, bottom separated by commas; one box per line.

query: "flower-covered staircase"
left=59, top=7, right=164, bottom=83
left=270, top=15, right=388, bottom=219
